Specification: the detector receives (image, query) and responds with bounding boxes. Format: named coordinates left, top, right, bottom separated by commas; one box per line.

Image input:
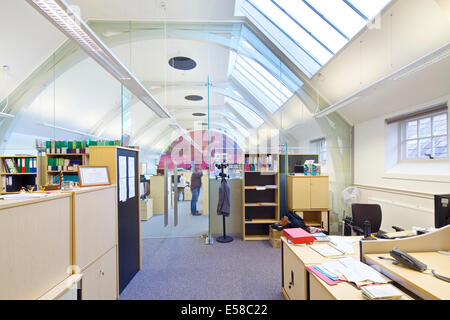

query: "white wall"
left=354, top=95, right=450, bottom=231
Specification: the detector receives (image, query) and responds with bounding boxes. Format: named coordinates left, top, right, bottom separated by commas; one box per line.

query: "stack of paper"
left=361, top=284, right=403, bottom=300
left=328, top=236, right=357, bottom=254
left=311, top=258, right=389, bottom=286
left=310, top=244, right=345, bottom=257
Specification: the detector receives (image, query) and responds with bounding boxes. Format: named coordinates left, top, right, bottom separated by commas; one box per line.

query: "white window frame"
left=399, top=110, right=448, bottom=161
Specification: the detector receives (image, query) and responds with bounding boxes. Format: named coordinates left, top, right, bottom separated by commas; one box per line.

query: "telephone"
left=390, top=247, right=427, bottom=272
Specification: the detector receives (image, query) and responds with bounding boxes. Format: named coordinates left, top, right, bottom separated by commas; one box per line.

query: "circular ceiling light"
left=168, top=56, right=197, bottom=70
left=192, top=112, right=206, bottom=117
left=185, top=95, right=203, bottom=101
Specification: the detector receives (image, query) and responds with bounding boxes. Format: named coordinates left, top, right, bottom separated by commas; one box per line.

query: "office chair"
left=350, top=203, right=404, bottom=236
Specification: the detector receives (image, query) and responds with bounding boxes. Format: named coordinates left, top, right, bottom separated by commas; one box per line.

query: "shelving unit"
left=43, top=153, right=89, bottom=186
left=0, top=156, right=39, bottom=193
left=242, top=153, right=280, bottom=241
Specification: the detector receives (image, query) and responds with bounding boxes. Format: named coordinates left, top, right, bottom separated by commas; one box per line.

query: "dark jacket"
left=190, top=171, right=203, bottom=190
left=217, top=180, right=231, bottom=216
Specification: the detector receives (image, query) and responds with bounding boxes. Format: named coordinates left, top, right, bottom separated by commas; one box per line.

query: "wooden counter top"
left=0, top=192, right=71, bottom=210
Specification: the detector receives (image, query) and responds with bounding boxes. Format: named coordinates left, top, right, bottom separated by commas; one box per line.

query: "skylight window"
left=226, top=98, right=264, bottom=128
left=242, top=0, right=392, bottom=77
left=228, top=118, right=250, bottom=137
left=232, top=54, right=293, bottom=113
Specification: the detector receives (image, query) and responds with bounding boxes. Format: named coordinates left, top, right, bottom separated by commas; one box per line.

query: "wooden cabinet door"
left=291, top=177, right=310, bottom=210
left=82, top=246, right=117, bottom=300
left=282, top=243, right=308, bottom=300
left=310, top=176, right=329, bottom=209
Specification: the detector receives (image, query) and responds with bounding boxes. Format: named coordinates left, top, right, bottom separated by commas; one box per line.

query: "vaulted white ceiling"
left=1, top=0, right=449, bottom=157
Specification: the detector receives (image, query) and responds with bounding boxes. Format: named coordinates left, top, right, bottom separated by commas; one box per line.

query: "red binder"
left=283, top=228, right=314, bottom=244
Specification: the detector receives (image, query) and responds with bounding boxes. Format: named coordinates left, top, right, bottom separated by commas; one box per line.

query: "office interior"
left=0, top=0, right=449, bottom=301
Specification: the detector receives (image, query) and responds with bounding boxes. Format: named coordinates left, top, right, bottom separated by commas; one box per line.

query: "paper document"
left=315, top=258, right=388, bottom=284
left=328, top=236, right=357, bottom=254
left=361, top=284, right=403, bottom=300
left=0, top=193, right=52, bottom=200
left=119, top=156, right=127, bottom=180
left=128, top=177, right=135, bottom=198
left=128, top=157, right=135, bottom=178
left=119, top=178, right=127, bottom=202
left=338, top=258, right=388, bottom=283
left=310, top=244, right=345, bottom=257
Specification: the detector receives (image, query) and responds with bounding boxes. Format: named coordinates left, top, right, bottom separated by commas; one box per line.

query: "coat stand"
left=216, top=162, right=233, bottom=243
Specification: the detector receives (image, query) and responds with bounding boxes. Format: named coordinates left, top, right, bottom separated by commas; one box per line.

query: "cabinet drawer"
left=82, top=246, right=117, bottom=300
left=282, top=242, right=307, bottom=300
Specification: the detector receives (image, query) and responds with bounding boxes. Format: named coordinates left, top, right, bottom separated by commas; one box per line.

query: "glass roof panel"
left=226, top=98, right=264, bottom=128
left=347, top=0, right=392, bottom=20
left=228, top=118, right=250, bottom=137
left=304, top=0, right=367, bottom=38
left=248, top=0, right=333, bottom=65
left=243, top=0, right=392, bottom=76
left=273, top=0, right=348, bottom=53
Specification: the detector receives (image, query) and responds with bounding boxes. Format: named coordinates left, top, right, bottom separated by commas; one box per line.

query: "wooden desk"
left=282, top=231, right=415, bottom=300
left=0, top=193, right=72, bottom=300
left=281, top=236, right=361, bottom=300
left=365, top=252, right=450, bottom=300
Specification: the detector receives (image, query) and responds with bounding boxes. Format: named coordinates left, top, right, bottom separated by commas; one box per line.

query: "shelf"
left=46, top=153, right=87, bottom=156
left=244, top=235, right=270, bottom=241
left=48, top=170, right=78, bottom=173
left=245, top=171, right=277, bottom=174
left=245, top=203, right=278, bottom=207
left=0, top=173, right=37, bottom=175
left=244, top=219, right=278, bottom=224
left=244, top=186, right=278, bottom=190
left=0, top=156, right=36, bottom=158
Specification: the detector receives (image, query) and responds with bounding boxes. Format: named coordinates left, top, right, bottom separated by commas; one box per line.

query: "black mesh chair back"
left=351, top=203, right=382, bottom=234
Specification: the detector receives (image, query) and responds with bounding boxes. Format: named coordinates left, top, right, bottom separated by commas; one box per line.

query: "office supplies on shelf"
left=361, top=284, right=403, bottom=300
left=283, top=228, right=315, bottom=244
left=310, top=244, right=345, bottom=257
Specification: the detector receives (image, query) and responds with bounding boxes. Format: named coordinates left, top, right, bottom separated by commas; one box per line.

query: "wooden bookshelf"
left=43, top=153, right=89, bottom=187
left=242, top=154, right=280, bottom=241
left=0, top=156, right=39, bottom=193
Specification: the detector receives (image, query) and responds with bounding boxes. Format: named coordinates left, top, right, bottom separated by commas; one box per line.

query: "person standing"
left=190, top=166, right=203, bottom=216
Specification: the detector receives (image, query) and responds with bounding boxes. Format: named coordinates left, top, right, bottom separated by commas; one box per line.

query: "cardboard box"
left=269, top=237, right=281, bottom=248
left=269, top=227, right=283, bottom=240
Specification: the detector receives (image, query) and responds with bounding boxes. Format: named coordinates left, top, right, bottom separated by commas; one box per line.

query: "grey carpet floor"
left=141, top=201, right=209, bottom=238
left=119, top=236, right=284, bottom=300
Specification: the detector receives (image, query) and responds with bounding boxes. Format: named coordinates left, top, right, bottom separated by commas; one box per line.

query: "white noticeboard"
left=78, top=166, right=111, bottom=187
left=118, top=156, right=128, bottom=202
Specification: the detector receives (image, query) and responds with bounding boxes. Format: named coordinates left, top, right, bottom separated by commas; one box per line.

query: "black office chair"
left=351, top=203, right=404, bottom=236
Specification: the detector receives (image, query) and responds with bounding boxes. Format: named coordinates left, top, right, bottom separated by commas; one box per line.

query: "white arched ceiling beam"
left=143, top=81, right=272, bottom=129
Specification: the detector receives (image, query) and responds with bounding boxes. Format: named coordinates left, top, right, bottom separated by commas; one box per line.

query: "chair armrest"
left=352, top=226, right=364, bottom=235
left=392, top=226, right=404, bottom=232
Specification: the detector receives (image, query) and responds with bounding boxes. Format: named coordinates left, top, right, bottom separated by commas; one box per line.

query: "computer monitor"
left=434, top=194, right=450, bottom=228
left=294, top=165, right=304, bottom=174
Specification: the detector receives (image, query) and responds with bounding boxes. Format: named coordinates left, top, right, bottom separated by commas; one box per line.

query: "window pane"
left=406, top=120, right=417, bottom=139
left=227, top=98, right=264, bottom=128
left=433, top=136, right=448, bottom=158
left=418, top=117, right=431, bottom=138
left=304, top=0, right=367, bottom=38
left=419, top=138, right=432, bottom=158
left=347, top=0, right=392, bottom=19
left=406, top=140, right=418, bottom=159
left=249, top=0, right=333, bottom=64
left=433, top=114, right=447, bottom=136
left=274, top=0, right=347, bottom=53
